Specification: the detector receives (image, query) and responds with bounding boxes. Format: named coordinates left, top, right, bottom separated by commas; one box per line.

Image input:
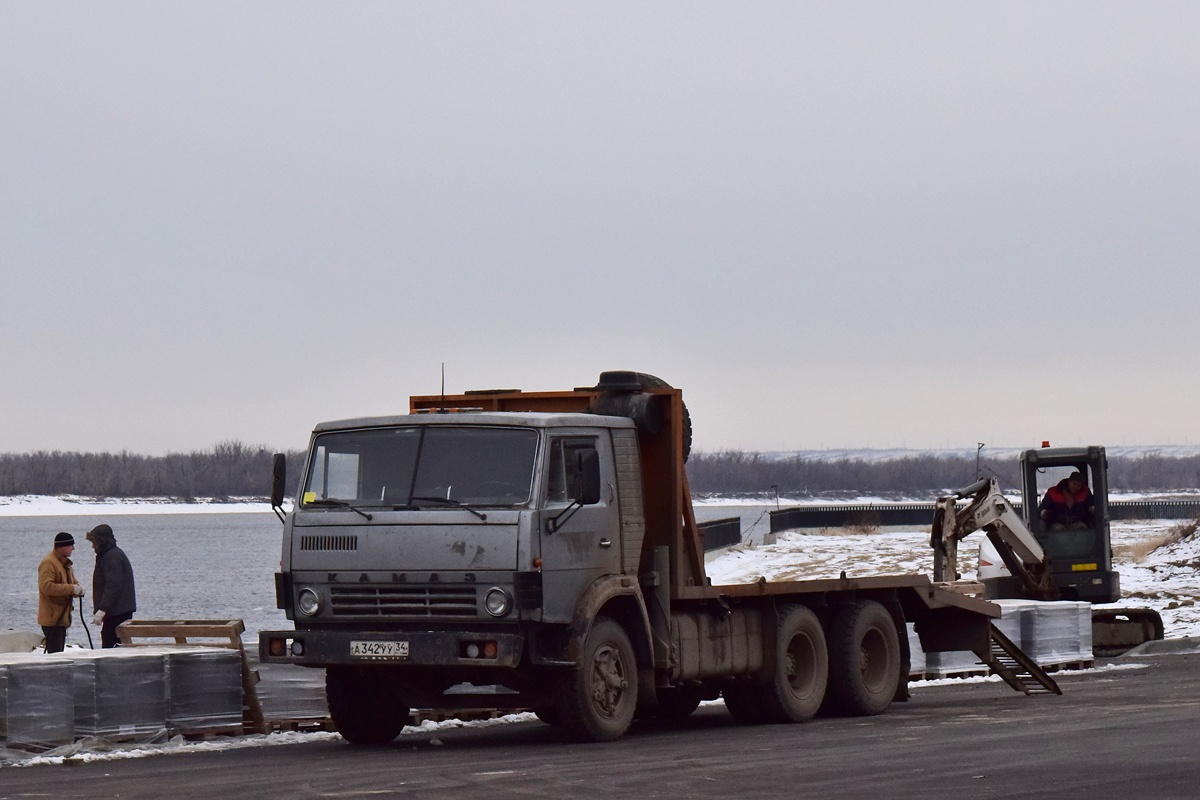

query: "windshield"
left=302, top=426, right=539, bottom=509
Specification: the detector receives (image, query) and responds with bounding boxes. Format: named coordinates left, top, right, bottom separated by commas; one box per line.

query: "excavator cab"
left=1018, top=446, right=1120, bottom=604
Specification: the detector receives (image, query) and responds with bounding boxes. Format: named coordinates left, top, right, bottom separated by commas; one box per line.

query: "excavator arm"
left=931, top=478, right=1057, bottom=601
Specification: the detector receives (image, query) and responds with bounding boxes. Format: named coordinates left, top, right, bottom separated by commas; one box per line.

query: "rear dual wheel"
left=725, top=604, right=828, bottom=724
left=824, top=600, right=901, bottom=716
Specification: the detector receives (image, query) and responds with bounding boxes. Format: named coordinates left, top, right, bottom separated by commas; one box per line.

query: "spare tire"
left=591, top=371, right=692, bottom=462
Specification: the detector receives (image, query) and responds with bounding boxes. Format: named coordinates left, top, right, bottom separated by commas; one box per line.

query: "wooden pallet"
left=177, top=724, right=246, bottom=741
left=910, top=668, right=991, bottom=681
left=269, top=718, right=337, bottom=733
left=1043, top=659, right=1095, bottom=673
left=116, top=619, right=268, bottom=735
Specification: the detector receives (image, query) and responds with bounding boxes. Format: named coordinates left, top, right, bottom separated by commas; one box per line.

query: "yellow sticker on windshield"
left=303, top=492, right=316, bottom=505
left=1072, top=563, right=1098, bottom=572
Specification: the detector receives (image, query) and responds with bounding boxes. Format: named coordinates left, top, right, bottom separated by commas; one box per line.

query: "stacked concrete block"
left=158, top=647, right=243, bottom=733
left=1, top=646, right=245, bottom=748
left=63, top=649, right=167, bottom=741
left=1020, top=601, right=1093, bottom=666
left=0, top=653, right=75, bottom=750
left=907, top=600, right=1092, bottom=679
left=906, top=624, right=982, bottom=677
left=992, top=599, right=1036, bottom=647
left=254, top=661, right=328, bottom=722
left=923, top=649, right=984, bottom=676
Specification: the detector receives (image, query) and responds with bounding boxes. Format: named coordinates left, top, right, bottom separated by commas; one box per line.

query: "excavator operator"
left=1038, top=471, right=1094, bottom=531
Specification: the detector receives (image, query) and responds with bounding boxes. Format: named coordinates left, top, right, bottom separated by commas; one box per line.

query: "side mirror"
left=270, top=453, right=287, bottom=522
left=573, top=448, right=601, bottom=505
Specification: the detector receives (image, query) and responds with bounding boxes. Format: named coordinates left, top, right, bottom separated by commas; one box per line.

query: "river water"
left=0, top=505, right=775, bottom=646
left=2, top=513, right=287, bottom=646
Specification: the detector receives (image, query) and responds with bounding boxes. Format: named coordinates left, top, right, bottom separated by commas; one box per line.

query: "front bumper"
left=259, top=628, right=525, bottom=668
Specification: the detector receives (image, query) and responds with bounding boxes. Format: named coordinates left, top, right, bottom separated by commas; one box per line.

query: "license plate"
left=350, top=640, right=409, bottom=659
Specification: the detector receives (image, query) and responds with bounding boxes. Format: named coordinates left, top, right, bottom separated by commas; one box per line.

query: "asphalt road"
left=4, top=654, right=1198, bottom=800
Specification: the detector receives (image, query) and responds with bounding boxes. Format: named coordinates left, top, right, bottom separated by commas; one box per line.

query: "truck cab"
left=268, top=410, right=640, bottom=661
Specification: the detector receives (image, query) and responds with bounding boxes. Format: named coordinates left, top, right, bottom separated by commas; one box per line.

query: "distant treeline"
left=686, top=451, right=1200, bottom=496
left=1, top=444, right=1198, bottom=499
left=0, top=442, right=305, bottom=500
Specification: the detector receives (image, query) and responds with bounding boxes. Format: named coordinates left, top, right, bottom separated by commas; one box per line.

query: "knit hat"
left=54, top=532, right=74, bottom=548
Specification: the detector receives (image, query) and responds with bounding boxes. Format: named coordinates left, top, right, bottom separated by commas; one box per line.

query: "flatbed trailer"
left=260, top=372, right=1053, bottom=742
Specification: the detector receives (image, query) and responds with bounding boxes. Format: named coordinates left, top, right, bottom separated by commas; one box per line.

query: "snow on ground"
left=4, top=713, right=540, bottom=768
left=707, top=529, right=932, bottom=585
left=907, top=661, right=1149, bottom=689
left=0, top=495, right=290, bottom=516
left=706, top=519, right=1200, bottom=638
left=1115, top=521, right=1200, bottom=635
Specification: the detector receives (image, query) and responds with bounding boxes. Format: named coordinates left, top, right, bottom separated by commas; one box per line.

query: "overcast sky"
left=3, top=3, right=1199, bottom=455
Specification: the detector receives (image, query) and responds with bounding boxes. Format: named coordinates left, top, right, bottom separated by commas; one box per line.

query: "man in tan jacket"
left=38, top=532, right=85, bottom=653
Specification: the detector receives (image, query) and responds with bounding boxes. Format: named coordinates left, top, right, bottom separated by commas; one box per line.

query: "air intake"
left=299, top=535, right=359, bottom=552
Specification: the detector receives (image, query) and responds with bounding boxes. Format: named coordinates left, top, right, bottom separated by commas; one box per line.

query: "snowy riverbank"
left=0, top=495, right=288, bottom=516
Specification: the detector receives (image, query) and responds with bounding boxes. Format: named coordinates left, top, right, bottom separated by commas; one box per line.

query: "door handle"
left=599, top=539, right=612, bottom=548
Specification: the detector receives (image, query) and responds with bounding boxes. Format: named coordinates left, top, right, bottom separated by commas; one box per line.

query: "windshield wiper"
left=306, top=498, right=374, bottom=521
left=408, top=496, right=487, bottom=521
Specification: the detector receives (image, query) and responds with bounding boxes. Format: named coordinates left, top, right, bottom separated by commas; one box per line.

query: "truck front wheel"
left=326, top=667, right=410, bottom=744
left=557, top=617, right=638, bottom=742
left=825, top=600, right=900, bottom=716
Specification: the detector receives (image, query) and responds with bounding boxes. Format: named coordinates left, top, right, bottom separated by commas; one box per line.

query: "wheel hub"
left=591, top=643, right=628, bottom=717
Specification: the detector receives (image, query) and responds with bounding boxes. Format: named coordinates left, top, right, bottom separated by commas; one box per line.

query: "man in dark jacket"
left=85, top=524, right=137, bottom=648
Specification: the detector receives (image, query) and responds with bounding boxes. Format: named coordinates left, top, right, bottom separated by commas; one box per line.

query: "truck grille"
left=299, top=535, right=358, bottom=552
left=329, top=585, right=478, bottom=617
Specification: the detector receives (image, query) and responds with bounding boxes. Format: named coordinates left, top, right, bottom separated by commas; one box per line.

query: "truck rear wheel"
left=723, top=605, right=827, bottom=725
left=824, top=600, right=900, bottom=716
left=326, top=667, right=410, bottom=745
left=760, top=604, right=828, bottom=723
left=557, top=617, right=638, bottom=742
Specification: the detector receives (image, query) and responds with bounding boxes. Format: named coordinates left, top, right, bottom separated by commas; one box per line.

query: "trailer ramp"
left=977, top=625, right=1061, bottom=695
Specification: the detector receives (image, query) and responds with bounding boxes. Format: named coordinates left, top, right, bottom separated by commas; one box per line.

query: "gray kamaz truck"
left=260, top=372, right=1043, bottom=743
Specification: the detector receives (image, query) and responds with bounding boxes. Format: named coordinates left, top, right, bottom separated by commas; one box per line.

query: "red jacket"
left=1039, top=480, right=1094, bottom=527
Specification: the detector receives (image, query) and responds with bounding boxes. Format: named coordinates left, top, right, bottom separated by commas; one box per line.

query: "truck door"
left=539, top=433, right=620, bottom=623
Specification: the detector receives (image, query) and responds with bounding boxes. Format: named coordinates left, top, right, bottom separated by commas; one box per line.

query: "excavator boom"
left=932, top=478, right=1056, bottom=600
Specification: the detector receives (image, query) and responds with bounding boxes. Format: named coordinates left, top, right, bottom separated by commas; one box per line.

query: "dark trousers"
left=41, top=625, right=67, bottom=653
left=101, top=611, right=134, bottom=648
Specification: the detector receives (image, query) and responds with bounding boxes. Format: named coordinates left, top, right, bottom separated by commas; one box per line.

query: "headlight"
left=484, top=587, right=511, bottom=617
left=297, top=587, right=322, bottom=616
